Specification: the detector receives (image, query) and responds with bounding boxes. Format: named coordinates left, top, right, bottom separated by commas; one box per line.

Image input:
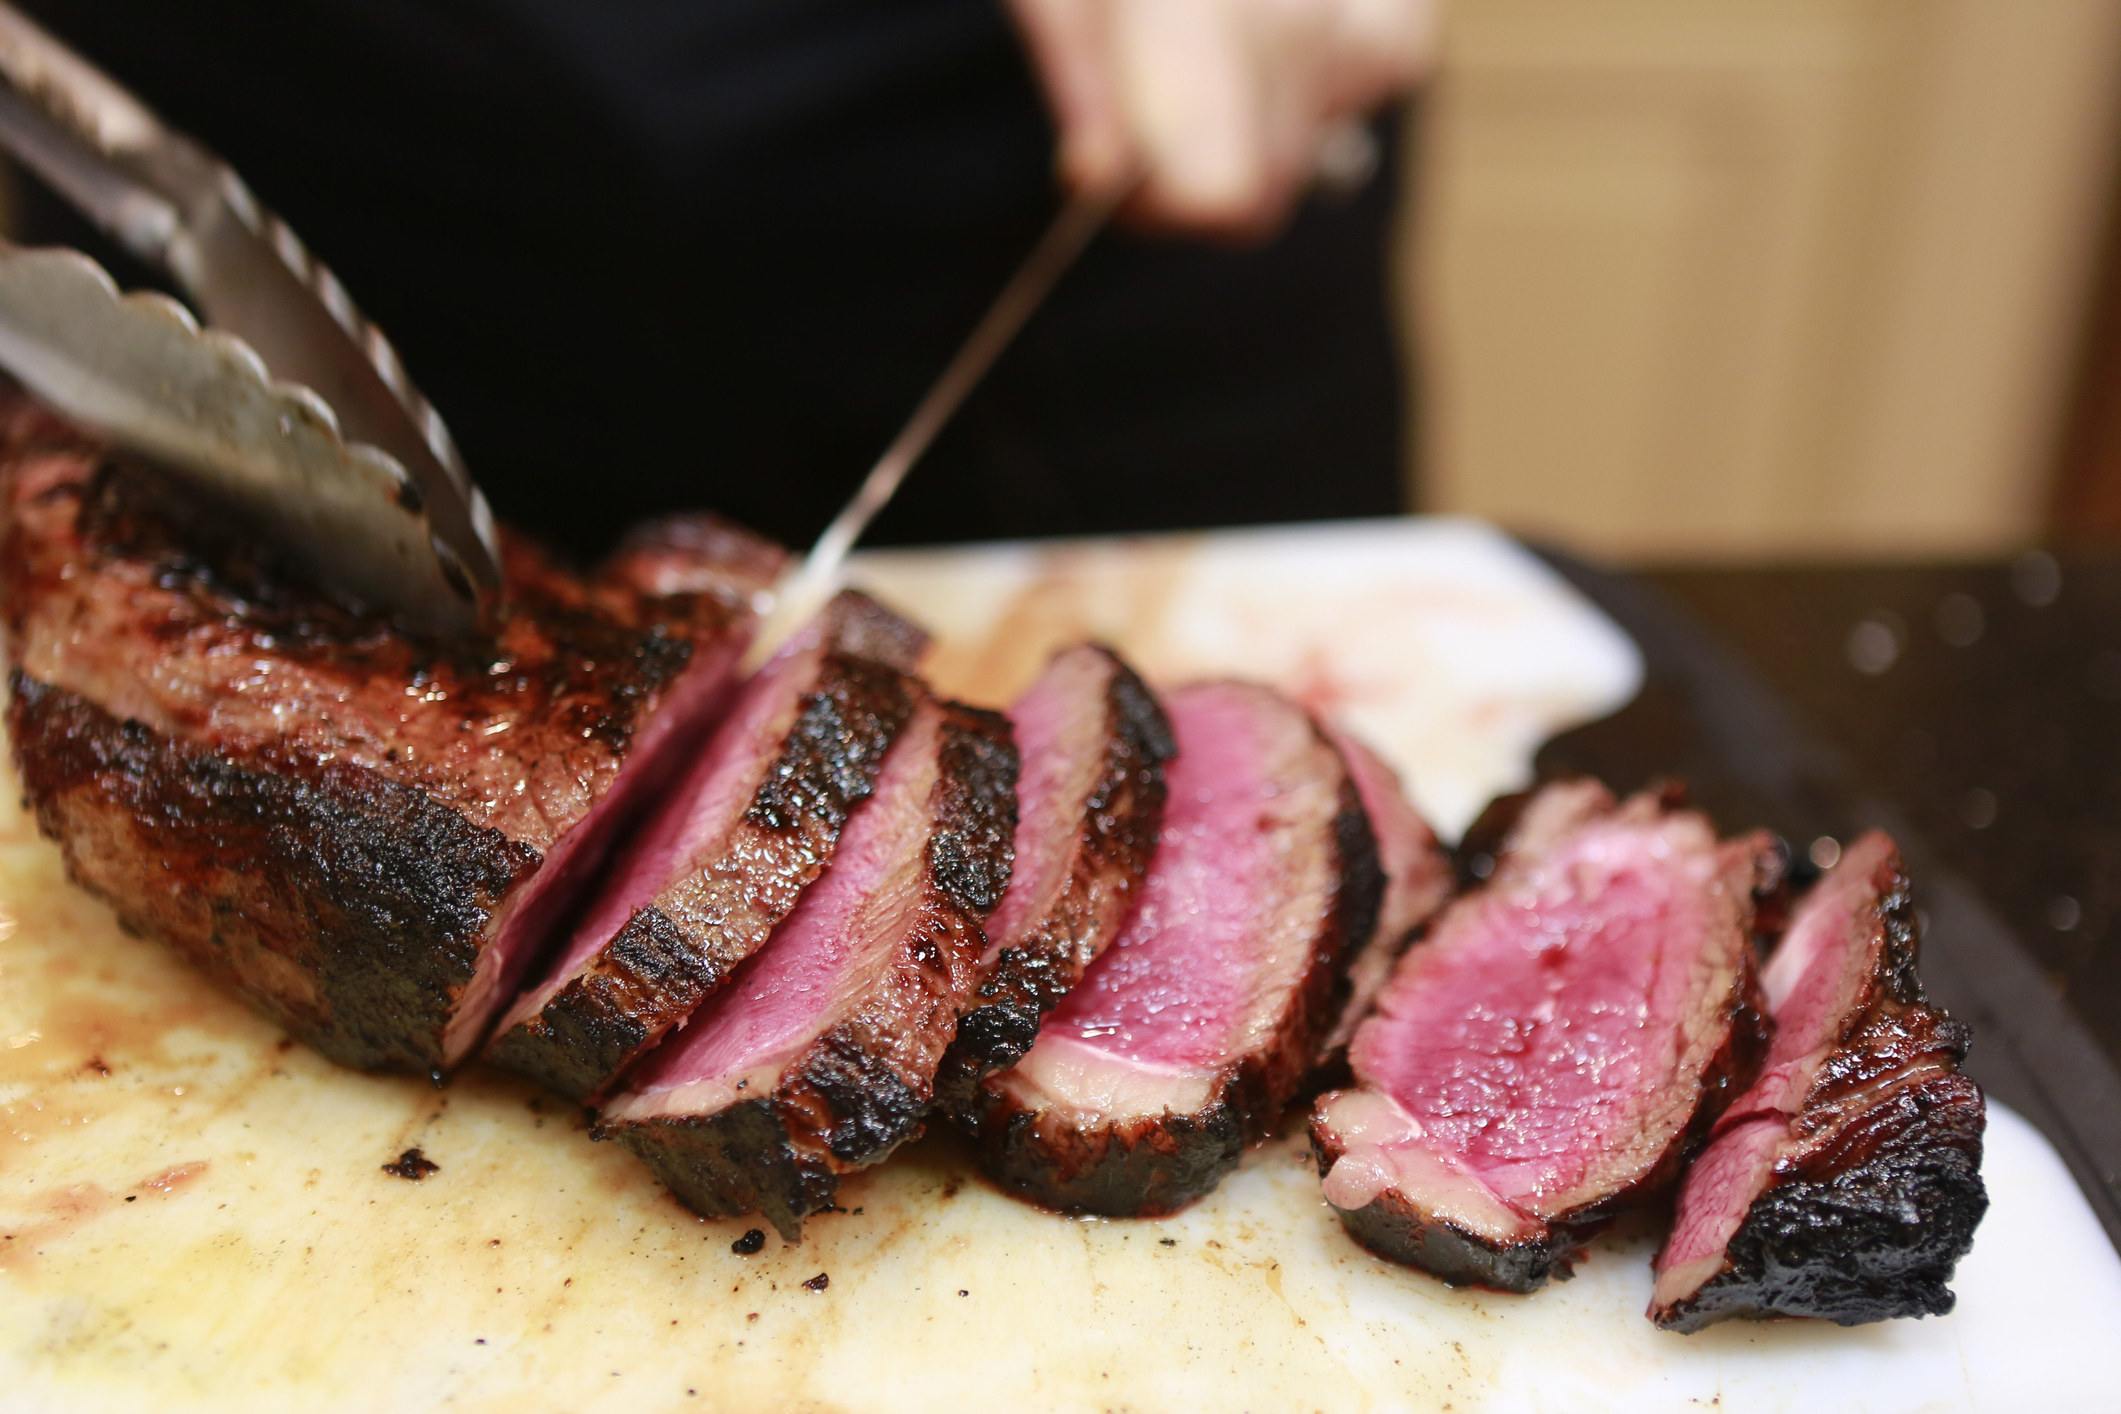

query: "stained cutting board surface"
left=2, top=518, right=2111, bottom=1412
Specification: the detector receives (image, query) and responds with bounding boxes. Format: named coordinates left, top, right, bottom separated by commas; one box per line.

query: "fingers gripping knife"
left=0, top=2, right=500, bottom=633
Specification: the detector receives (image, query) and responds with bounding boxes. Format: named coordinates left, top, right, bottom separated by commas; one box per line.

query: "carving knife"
left=0, top=2, right=500, bottom=633
left=738, top=179, right=1126, bottom=672
left=736, top=116, right=1382, bottom=673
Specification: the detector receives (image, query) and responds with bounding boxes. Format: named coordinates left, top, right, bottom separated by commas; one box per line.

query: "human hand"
left=1006, top=0, right=1440, bottom=237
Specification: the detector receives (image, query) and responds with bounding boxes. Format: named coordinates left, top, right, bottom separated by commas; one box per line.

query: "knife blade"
left=0, top=1, right=500, bottom=631
left=739, top=178, right=1127, bottom=672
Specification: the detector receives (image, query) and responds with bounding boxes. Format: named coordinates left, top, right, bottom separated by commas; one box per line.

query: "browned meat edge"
left=1312, top=785, right=1774, bottom=1293
left=932, top=653, right=1174, bottom=1122
left=486, top=649, right=919, bottom=1101
left=0, top=420, right=775, bottom=1074
left=971, top=762, right=1383, bottom=1217
left=1654, top=853, right=1987, bottom=1331
left=8, top=674, right=534, bottom=1073
left=601, top=698, right=1018, bottom=1240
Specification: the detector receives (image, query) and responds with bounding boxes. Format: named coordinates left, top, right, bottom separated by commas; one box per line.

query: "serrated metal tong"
left=0, top=2, right=500, bottom=633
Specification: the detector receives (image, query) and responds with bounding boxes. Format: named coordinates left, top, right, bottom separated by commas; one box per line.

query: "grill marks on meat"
left=1312, top=781, right=1772, bottom=1293
left=932, top=645, right=1173, bottom=1121
left=598, top=692, right=1017, bottom=1240
left=1649, top=832, right=1986, bottom=1331
left=0, top=416, right=776, bottom=1071
left=487, top=593, right=928, bottom=1102
left=970, top=681, right=1381, bottom=1217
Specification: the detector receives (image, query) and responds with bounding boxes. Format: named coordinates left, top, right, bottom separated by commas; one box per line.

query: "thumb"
left=1007, top=0, right=1134, bottom=194
left=1112, top=0, right=1268, bottom=227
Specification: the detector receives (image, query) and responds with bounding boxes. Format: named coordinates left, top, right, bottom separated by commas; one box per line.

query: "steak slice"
left=0, top=407, right=777, bottom=1073
left=969, top=681, right=1382, bottom=1217
left=1649, top=831, right=1987, bottom=1332
left=932, top=643, right=1174, bottom=1121
left=1316, top=728, right=1454, bottom=1064
left=487, top=591, right=929, bottom=1101
left=1311, top=781, right=1772, bottom=1293
left=597, top=689, right=1017, bottom=1240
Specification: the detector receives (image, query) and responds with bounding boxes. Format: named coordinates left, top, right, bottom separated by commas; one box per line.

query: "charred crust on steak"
left=616, top=1100, right=841, bottom=1239
left=487, top=654, right=920, bottom=1101
left=1309, top=730, right=1456, bottom=1088
left=1326, top=775, right=1388, bottom=985
left=925, top=702, right=1019, bottom=918
left=483, top=905, right=699, bottom=1100
left=1659, top=1071, right=1985, bottom=1331
left=603, top=698, right=1018, bottom=1240
left=1309, top=1141, right=1566, bottom=1293
left=933, top=649, right=1173, bottom=1120
left=979, top=1095, right=1246, bottom=1218
left=0, top=413, right=781, bottom=1071
left=969, top=689, right=1382, bottom=1217
left=1691, top=945, right=1775, bottom=1151
left=8, top=674, right=534, bottom=1071
left=1650, top=837, right=1988, bottom=1331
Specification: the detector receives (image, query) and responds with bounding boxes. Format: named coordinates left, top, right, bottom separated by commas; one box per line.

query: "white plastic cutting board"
left=1, top=517, right=2113, bottom=1412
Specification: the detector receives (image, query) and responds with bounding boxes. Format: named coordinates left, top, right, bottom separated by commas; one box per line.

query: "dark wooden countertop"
left=1646, top=554, right=2121, bottom=1070
left=1525, top=548, right=2121, bottom=1242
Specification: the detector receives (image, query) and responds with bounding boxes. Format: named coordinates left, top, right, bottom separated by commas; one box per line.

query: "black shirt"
left=17, top=0, right=1405, bottom=557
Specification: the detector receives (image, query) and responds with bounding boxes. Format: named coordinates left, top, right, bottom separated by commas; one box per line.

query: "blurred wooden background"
left=1406, top=0, right=2121, bottom=560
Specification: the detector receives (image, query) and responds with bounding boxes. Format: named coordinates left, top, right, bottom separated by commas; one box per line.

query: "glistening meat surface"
left=598, top=690, right=1017, bottom=1240
left=1649, top=831, right=1986, bottom=1331
left=932, top=644, right=1173, bottom=1121
left=488, top=591, right=928, bottom=1101
left=0, top=404, right=776, bottom=1073
left=1312, top=781, right=1771, bottom=1292
left=971, top=680, right=1381, bottom=1217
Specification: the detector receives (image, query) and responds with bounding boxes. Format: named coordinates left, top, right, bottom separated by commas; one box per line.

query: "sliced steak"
left=597, top=690, right=1017, bottom=1240
left=1312, top=781, right=1772, bottom=1293
left=932, top=644, right=1174, bottom=1121
left=487, top=591, right=929, bottom=1101
left=1316, top=728, right=1454, bottom=1064
left=1649, top=831, right=1986, bottom=1332
left=0, top=406, right=777, bottom=1073
left=970, top=681, right=1381, bottom=1217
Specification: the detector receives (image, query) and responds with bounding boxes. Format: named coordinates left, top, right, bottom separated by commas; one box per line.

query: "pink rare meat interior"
left=1655, top=832, right=1894, bottom=1279
left=610, top=703, right=944, bottom=1116
left=494, top=633, right=819, bottom=1034
left=1344, top=811, right=1730, bottom=1208
left=1034, top=684, right=1274, bottom=1071
left=1330, top=729, right=1443, bottom=944
left=981, top=647, right=1110, bottom=955
left=1647, top=828, right=1986, bottom=1330
left=446, top=634, right=744, bottom=1061
left=1319, top=727, right=1451, bottom=1054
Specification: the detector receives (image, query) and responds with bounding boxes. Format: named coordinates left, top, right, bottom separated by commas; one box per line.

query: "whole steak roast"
left=0, top=404, right=777, bottom=1074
